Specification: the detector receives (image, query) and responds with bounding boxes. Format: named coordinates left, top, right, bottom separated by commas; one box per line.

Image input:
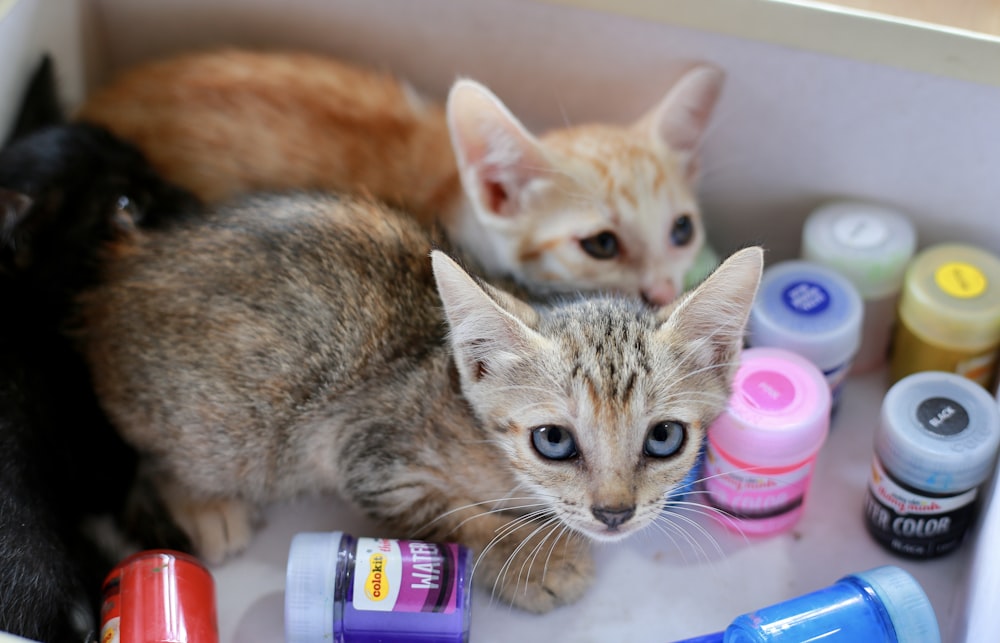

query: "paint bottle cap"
left=878, top=371, right=1000, bottom=493
left=710, top=347, right=831, bottom=467
left=748, top=260, right=863, bottom=373
left=845, top=566, right=941, bottom=643
left=897, top=243, right=1000, bottom=351
left=285, top=531, right=344, bottom=643
left=802, top=201, right=917, bottom=300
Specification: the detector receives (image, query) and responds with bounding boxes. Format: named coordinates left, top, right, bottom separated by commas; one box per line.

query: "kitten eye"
left=531, top=425, right=578, bottom=460
left=113, top=194, right=141, bottom=230
left=579, top=231, right=620, bottom=260
left=670, top=214, right=695, bottom=247
left=644, top=421, right=686, bottom=458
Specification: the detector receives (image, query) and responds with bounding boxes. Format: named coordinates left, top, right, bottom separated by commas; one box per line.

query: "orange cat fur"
left=78, top=49, right=724, bottom=304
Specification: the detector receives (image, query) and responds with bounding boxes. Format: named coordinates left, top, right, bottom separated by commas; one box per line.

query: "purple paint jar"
left=285, top=531, right=472, bottom=643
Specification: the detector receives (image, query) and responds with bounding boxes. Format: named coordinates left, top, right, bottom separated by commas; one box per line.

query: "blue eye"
left=531, top=426, right=578, bottom=460
left=645, top=421, right=686, bottom=457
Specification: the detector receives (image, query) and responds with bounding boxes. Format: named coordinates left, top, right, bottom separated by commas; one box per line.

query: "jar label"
left=864, top=457, right=978, bottom=558
left=832, top=214, right=888, bottom=249
left=703, top=444, right=814, bottom=522
left=934, top=262, right=987, bottom=299
left=782, top=281, right=830, bottom=315
left=352, top=538, right=460, bottom=613
left=955, top=351, right=998, bottom=386
left=916, top=397, right=969, bottom=436
left=741, top=370, right=796, bottom=412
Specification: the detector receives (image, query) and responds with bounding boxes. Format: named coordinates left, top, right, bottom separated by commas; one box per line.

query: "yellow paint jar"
left=890, top=243, right=1000, bottom=388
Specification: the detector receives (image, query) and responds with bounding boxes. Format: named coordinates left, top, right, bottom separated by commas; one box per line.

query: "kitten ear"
left=658, top=246, right=762, bottom=369
left=635, top=64, right=724, bottom=176
left=431, top=250, right=544, bottom=383
left=446, top=79, right=553, bottom=221
left=8, top=54, right=64, bottom=145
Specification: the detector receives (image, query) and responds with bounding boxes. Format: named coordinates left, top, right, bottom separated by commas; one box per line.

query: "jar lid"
left=877, top=371, right=1000, bottom=492
left=285, top=531, right=344, bottom=643
left=802, top=201, right=917, bottom=299
left=748, top=260, right=864, bottom=371
left=897, top=243, right=1000, bottom=350
left=847, top=566, right=941, bottom=643
left=708, top=347, right=831, bottom=467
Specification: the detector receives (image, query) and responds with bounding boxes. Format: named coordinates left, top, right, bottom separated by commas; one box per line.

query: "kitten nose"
left=591, top=505, right=636, bottom=529
left=641, top=281, right=677, bottom=307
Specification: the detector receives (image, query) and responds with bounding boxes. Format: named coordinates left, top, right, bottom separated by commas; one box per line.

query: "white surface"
left=211, top=370, right=969, bottom=642
left=1, top=1, right=997, bottom=641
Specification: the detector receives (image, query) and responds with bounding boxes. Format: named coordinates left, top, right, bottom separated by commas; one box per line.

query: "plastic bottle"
left=747, top=259, right=863, bottom=411
left=864, top=371, right=1000, bottom=558
left=99, top=550, right=219, bottom=643
left=702, top=347, right=830, bottom=536
left=285, top=531, right=473, bottom=643
left=801, top=200, right=916, bottom=373
left=889, top=242, right=1000, bottom=389
left=670, top=566, right=940, bottom=643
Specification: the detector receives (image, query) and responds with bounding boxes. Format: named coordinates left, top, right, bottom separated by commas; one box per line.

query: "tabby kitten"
left=75, top=188, right=761, bottom=612
left=0, top=56, right=199, bottom=642
left=77, top=49, right=724, bottom=304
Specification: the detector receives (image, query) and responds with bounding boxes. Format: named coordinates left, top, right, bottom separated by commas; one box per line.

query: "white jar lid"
left=878, top=372, right=1000, bottom=493
left=801, top=201, right=917, bottom=299
left=748, top=260, right=864, bottom=372
left=285, top=531, right=344, bottom=643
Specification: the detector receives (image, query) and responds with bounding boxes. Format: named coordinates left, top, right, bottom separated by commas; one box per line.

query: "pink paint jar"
left=703, top=347, right=831, bottom=536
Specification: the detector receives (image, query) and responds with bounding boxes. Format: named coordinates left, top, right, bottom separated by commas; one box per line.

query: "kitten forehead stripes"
left=547, top=299, right=655, bottom=404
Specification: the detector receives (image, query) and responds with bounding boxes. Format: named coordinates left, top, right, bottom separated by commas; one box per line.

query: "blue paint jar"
left=747, top=260, right=863, bottom=411
left=670, top=566, right=940, bottom=643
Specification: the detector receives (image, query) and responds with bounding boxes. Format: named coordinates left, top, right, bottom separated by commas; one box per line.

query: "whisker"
left=659, top=507, right=726, bottom=561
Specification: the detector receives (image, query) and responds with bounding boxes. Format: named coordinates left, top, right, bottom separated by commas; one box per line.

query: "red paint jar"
left=100, top=550, right=219, bottom=643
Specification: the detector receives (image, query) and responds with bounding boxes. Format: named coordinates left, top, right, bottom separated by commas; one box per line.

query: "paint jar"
left=703, top=347, right=831, bottom=536
left=670, top=566, right=940, bottom=643
left=889, top=243, right=1000, bottom=389
left=669, top=439, right=706, bottom=499
left=801, top=200, right=917, bottom=373
left=285, top=531, right=473, bottom=643
left=747, top=260, right=863, bottom=411
left=864, top=371, right=1000, bottom=558
left=683, top=242, right=720, bottom=291
left=99, top=550, right=219, bottom=643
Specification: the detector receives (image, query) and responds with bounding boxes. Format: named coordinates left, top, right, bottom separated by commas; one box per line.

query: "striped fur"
left=75, top=192, right=761, bottom=612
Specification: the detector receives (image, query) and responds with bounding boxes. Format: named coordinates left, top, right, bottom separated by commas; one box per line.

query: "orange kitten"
left=78, top=49, right=723, bottom=304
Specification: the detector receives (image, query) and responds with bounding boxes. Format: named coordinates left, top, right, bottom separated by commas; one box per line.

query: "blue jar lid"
left=878, top=372, right=1000, bottom=492
left=748, top=260, right=863, bottom=371
left=848, top=566, right=941, bottom=643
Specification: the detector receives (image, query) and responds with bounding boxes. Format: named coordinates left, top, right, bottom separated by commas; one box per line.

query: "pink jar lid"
left=709, top=347, right=831, bottom=468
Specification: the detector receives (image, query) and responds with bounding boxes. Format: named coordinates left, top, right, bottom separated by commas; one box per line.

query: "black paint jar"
left=864, top=371, right=1000, bottom=558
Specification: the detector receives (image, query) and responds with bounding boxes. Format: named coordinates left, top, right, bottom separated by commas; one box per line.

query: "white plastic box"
left=2, top=1, right=998, bottom=641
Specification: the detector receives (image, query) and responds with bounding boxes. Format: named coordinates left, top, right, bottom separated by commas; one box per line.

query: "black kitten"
left=0, top=56, right=198, bottom=642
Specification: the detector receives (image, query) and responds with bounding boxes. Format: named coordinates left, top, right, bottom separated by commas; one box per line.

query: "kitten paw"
left=180, top=497, right=255, bottom=564
left=480, top=536, right=595, bottom=613
left=158, top=481, right=255, bottom=564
